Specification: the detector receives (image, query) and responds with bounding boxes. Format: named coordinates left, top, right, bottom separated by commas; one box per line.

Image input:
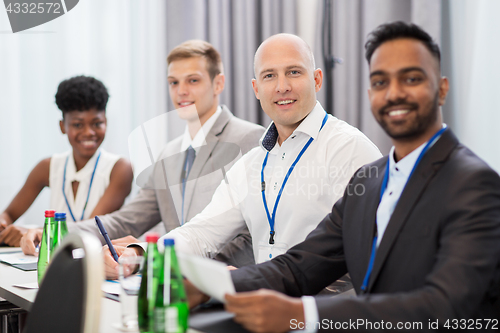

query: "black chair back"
left=23, top=232, right=103, bottom=333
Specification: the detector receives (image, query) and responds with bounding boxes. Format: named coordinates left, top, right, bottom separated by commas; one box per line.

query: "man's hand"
left=20, top=228, right=42, bottom=255
left=111, top=235, right=140, bottom=247
left=0, top=225, right=27, bottom=247
left=184, top=279, right=210, bottom=309
left=225, top=289, right=305, bottom=333
left=104, top=245, right=140, bottom=280
left=0, top=220, right=7, bottom=232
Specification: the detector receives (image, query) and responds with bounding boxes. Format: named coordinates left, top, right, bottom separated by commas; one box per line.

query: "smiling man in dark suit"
left=191, top=22, right=500, bottom=332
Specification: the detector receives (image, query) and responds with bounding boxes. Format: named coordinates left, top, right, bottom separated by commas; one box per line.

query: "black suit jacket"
left=232, top=129, right=500, bottom=330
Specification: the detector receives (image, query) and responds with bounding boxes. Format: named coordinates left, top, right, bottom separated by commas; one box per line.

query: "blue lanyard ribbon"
left=261, top=113, right=328, bottom=244
left=360, top=127, right=447, bottom=292
left=62, top=151, right=101, bottom=222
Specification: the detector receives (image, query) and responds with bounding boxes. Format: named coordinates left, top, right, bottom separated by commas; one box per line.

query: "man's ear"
left=252, top=78, right=259, bottom=100
left=438, top=77, right=450, bottom=106
left=213, top=73, right=225, bottom=96
left=59, top=119, right=66, bottom=134
left=313, top=68, right=323, bottom=92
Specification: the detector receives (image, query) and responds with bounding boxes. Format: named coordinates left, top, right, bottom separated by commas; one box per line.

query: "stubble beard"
left=377, top=91, right=440, bottom=141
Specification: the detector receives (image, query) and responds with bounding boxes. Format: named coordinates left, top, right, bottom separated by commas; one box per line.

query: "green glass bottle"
left=138, top=233, right=162, bottom=333
left=53, top=212, right=68, bottom=250
left=37, top=210, right=56, bottom=286
left=153, top=238, right=189, bottom=333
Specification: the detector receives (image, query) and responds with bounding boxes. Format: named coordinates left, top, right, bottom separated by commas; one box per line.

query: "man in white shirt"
left=215, top=22, right=500, bottom=332
left=103, top=33, right=380, bottom=276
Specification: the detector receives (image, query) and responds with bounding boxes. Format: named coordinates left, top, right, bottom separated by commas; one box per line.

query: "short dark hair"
left=167, top=40, right=223, bottom=81
left=55, top=75, right=109, bottom=114
left=365, top=21, right=441, bottom=65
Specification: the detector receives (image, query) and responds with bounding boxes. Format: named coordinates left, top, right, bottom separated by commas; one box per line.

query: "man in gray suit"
left=21, top=40, right=264, bottom=268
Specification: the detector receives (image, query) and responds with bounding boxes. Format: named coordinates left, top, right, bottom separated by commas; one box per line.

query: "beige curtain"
left=164, top=0, right=442, bottom=155
left=313, top=0, right=442, bottom=154
left=164, top=0, right=297, bottom=132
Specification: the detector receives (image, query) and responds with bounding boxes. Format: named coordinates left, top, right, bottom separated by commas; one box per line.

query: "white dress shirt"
left=160, top=101, right=381, bottom=261
left=302, top=125, right=446, bottom=333
left=180, top=106, right=222, bottom=153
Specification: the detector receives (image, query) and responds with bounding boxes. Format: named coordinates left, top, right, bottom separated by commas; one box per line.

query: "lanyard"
left=62, top=151, right=101, bottom=222
left=360, top=127, right=447, bottom=292
left=261, top=113, right=328, bottom=244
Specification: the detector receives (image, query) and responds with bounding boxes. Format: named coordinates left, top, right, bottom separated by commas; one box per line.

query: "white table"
left=0, top=248, right=135, bottom=332
left=0, top=247, right=243, bottom=333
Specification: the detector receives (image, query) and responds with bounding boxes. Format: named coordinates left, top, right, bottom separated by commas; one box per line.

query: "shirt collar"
left=388, top=144, right=425, bottom=178
left=388, top=124, right=448, bottom=177
left=259, top=101, right=326, bottom=152
left=180, top=106, right=222, bottom=152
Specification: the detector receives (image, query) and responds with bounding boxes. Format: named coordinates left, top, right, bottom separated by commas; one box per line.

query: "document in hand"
left=177, top=253, right=235, bottom=303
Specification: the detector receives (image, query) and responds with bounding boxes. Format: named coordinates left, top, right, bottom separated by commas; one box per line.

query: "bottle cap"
left=45, top=210, right=56, bottom=218
left=164, top=238, right=175, bottom=246
left=145, top=233, right=159, bottom=243
left=55, top=212, right=66, bottom=220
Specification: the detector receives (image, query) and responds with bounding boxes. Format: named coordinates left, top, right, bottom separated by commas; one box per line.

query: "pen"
left=95, top=215, right=119, bottom=262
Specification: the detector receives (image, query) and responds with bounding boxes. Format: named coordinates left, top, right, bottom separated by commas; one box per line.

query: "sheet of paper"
left=177, top=253, right=235, bottom=303
left=102, top=280, right=121, bottom=296
left=0, top=251, right=38, bottom=265
left=0, top=248, right=23, bottom=254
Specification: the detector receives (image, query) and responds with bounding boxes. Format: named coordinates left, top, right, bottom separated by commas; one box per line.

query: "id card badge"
left=257, top=241, right=288, bottom=263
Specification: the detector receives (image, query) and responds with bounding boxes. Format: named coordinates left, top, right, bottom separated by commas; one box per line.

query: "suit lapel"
left=367, top=129, right=459, bottom=291
left=169, top=144, right=183, bottom=189
left=159, top=139, right=183, bottom=227
left=183, top=106, right=232, bottom=219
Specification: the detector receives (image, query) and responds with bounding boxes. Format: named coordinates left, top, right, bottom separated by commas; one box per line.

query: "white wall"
left=447, top=0, right=500, bottom=173
left=0, top=0, right=167, bottom=226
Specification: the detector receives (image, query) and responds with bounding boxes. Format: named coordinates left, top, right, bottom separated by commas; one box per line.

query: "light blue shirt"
left=375, top=143, right=425, bottom=247
left=377, top=124, right=446, bottom=246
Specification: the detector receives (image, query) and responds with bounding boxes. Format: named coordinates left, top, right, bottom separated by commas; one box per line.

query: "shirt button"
left=395, top=167, right=399, bottom=171
left=389, top=192, right=393, bottom=195
left=274, top=182, right=277, bottom=190
left=282, top=153, right=285, bottom=160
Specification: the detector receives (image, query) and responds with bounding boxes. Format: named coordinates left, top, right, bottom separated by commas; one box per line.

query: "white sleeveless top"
left=49, top=149, right=120, bottom=222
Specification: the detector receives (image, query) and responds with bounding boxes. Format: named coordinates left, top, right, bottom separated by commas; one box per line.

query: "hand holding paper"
left=177, top=252, right=235, bottom=303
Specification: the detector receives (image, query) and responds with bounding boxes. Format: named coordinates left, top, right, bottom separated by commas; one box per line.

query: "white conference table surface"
left=0, top=247, right=204, bottom=333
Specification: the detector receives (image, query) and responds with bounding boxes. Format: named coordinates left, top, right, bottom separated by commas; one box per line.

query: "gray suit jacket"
left=232, top=129, right=500, bottom=329
left=70, top=106, right=265, bottom=266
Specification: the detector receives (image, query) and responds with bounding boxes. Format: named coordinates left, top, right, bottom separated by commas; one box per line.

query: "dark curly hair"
left=55, top=75, right=109, bottom=115
left=365, top=21, right=440, bottom=66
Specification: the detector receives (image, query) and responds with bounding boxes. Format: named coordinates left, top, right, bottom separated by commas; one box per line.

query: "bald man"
left=107, top=33, right=381, bottom=272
